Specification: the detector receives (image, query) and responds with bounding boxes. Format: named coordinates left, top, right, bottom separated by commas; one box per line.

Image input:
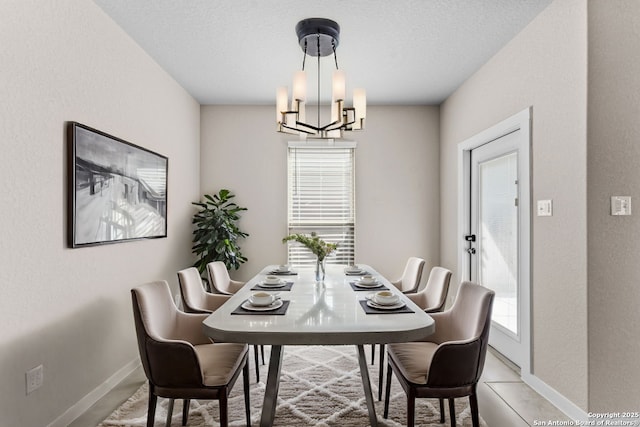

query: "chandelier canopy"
left=277, top=18, right=366, bottom=139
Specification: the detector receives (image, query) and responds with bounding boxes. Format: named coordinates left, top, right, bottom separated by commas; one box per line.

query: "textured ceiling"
left=93, top=0, right=552, bottom=105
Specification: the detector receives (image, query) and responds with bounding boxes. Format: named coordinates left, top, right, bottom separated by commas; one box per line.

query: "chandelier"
left=276, top=18, right=366, bottom=139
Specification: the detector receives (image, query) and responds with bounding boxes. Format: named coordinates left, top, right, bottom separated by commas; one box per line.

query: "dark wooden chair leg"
left=470, top=390, right=480, bottom=427
left=449, top=398, right=456, bottom=427
left=260, top=344, right=265, bottom=364
left=253, top=345, right=260, bottom=383
left=370, top=344, right=375, bottom=364
left=378, top=343, right=385, bottom=400
left=383, top=362, right=393, bottom=418
left=181, top=399, right=190, bottom=426
left=439, top=398, right=445, bottom=423
left=407, top=389, right=416, bottom=427
left=243, top=362, right=251, bottom=426
left=165, top=398, right=174, bottom=426
left=219, top=393, right=228, bottom=427
left=147, top=384, right=157, bottom=427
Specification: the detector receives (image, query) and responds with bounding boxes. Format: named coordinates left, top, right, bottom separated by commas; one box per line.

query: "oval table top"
left=202, top=264, right=435, bottom=345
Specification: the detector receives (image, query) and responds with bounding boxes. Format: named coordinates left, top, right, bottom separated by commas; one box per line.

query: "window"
left=287, top=142, right=356, bottom=267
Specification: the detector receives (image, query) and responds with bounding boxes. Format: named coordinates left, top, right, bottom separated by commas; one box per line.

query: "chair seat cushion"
left=194, top=343, right=248, bottom=386
left=387, top=342, right=439, bottom=384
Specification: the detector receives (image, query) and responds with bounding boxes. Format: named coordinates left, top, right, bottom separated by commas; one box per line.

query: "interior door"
left=468, top=130, right=526, bottom=367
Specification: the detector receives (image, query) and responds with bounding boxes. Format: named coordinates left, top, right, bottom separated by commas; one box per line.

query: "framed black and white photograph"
left=68, top=122, right=168, bottom=247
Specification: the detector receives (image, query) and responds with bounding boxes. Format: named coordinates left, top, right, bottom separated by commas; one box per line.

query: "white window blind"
left=287, top=145, right=355, bottom=267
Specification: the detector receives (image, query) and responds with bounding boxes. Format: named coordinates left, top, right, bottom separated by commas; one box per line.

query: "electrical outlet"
left=26, top=365, right=43, bottom=394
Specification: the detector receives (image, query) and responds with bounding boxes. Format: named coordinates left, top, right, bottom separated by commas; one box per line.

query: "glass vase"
left=315, top=257, right=326, bottom=282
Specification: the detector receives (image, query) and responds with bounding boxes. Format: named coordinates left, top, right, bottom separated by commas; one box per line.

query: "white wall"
left=440, top=0, right=588, bottom=410
left=587, top=0, right=640, bottom=411
left=200, top=105, right=441, bottom=284
left=0, top=1, right=200, bottom=426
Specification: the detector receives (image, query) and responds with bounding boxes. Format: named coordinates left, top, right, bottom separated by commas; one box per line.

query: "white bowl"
left=374, top=290, right=399, bottom=306
left=359, top=275, right=376, bottom=284
left=345, top=265, right=361, bottom=273
left=249, top=292, right=275, bottom=306
left=264, top=275, right=281, bottom=284
left=277, top=264, right=290, bottom=272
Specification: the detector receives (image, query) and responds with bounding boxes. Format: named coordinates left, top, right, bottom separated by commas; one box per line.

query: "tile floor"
left=69, top=347, right=571, bottom=427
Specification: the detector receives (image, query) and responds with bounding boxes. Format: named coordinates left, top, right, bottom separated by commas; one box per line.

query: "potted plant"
left=192, top=189, right=249, bottom=277
left=282, top=232, right=337, bottom=281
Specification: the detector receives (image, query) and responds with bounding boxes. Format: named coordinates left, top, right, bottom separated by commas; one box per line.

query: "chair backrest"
left=417, top=266, right=452, bottom=312
left=426, top=281, right=495, bottom=387
left=207, top=261, right=233, bottom=294
left=131, top=281, right=203, bottom=388
left=178, top=267, right=211, bottom=313
left=398, top=257, right=426, bottom=292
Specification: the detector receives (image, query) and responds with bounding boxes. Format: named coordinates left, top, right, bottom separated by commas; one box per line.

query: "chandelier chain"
left=302, top=39, right=307, bottom=71
left=317, top=34, right=321, bottom=129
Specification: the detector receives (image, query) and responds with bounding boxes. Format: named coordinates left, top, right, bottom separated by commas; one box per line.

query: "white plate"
left=241, top=299, right=284, bottom=311
left=366, top=300, right=406, bottom=310
left=365, top=294, right=401, bottom=306
left=260, top=281, right=286, bottom=287
left=354, top=281, right=381, bottom=288
left=345, top=267, right=363, bottom=274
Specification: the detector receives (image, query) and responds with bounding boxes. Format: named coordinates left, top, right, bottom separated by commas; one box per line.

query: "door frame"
left=457, top=107, right=531, bottom=376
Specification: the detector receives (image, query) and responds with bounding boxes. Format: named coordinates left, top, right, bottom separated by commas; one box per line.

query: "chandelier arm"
left=280, top=122, right=315, bottom=135
left=343, top=107, right=356, bottom=123
left=295, top=121, right=323, bottom=132
left=333, top=40, right=339, bottom=69
left=320, top=120, right=344, bottom=132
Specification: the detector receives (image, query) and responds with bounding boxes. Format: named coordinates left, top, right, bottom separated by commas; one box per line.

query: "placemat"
left=358, top=299, right=414, bottom=314
left=268, top=270, right=298, bottom=276
left=231, top=300, right=290, bottom=315
left=349, top=281, right=389, bottom=292
left=251, top=281, right=294, bottom=291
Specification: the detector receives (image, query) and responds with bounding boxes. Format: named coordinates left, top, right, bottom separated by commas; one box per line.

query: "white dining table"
left=202, top=264, right=435, bottom=426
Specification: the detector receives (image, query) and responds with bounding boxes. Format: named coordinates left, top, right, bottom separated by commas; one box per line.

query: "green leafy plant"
left=192, top=189, right=249, bottom=275
left=282, top=232, right=337, bottom=261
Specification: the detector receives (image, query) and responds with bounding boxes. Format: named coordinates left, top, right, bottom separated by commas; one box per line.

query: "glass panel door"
left=478, top=152, right=518, bottom=335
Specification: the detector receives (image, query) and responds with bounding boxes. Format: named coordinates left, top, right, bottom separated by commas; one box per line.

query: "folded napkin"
left=349, top=281, right=388, bottom=292
left=231, top=300, right=290, bottom=315
left=251, top=281, right=294, bottom=291
left=358, top=299, right=414, bottom=314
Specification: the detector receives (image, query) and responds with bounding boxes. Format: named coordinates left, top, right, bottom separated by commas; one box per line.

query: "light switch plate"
left=537, top=199, right=552, bottom=216
left=611, top=196, right=631, bottom=216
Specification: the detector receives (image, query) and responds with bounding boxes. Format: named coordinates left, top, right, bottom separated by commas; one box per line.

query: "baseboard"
left=522, top=371, right=589, bottom=422
left=47, top=358, right=141, bottom=427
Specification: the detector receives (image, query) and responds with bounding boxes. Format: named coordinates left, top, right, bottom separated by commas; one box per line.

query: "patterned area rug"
left=98, top=345, right=485, bottom=426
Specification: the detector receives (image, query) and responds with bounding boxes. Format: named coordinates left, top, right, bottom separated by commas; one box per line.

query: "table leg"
left=356, top=344, right=378, bottom=426
left=260, top=345, right=284, bottom=427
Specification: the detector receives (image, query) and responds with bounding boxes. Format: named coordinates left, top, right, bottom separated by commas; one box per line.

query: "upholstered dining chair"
left=371, top=257, right=427, bottom=365
left=375, top=266, right=453, bottom=399
left=391, top=256, right=426, bottom=294
left=178, top=267, right=230, bottom=314
left=178, top=266, right=265, bottom=382
left=207, top=261, right=245, bottom=295
left=383, top=281, right=495, bottom=427
left=131, top=280, right=250, bottom=427
left=406, top=266, right=453, bottom=314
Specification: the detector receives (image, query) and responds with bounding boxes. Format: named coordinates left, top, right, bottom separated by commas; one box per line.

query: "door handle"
left=467, top=247, right=476, bottom=255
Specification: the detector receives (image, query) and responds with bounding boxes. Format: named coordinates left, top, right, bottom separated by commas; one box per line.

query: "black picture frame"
left=68, top=122, right=168, bottom=248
